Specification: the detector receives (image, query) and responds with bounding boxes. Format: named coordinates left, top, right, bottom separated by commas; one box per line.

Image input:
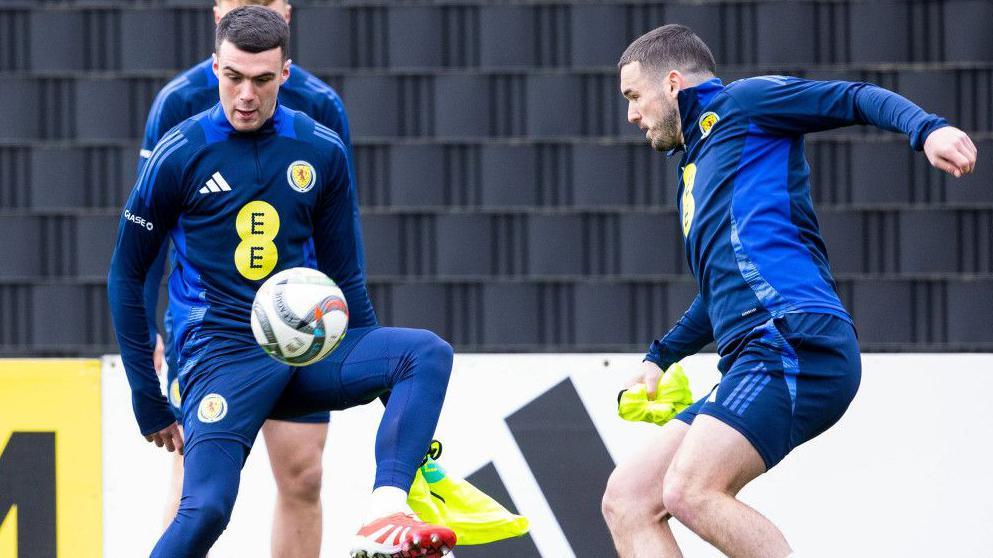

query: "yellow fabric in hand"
left=617, top=363, right=695, bottom=426
left=408, top=458, right=530, bottom=546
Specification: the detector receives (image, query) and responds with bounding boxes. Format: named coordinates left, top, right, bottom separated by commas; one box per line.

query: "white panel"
left=103, top=354, right=993, bottom=557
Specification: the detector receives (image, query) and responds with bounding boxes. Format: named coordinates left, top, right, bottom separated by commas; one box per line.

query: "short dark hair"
left=215, top=5, right=289, bottom=60
left=618, top=24, right=716, bottom=78
left=215, top=1, right=278, bottom=5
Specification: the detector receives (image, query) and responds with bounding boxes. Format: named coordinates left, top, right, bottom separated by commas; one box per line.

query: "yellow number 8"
left=234, top=200, right=280, bottom=280
left=681, top=163, right=697, bottom=237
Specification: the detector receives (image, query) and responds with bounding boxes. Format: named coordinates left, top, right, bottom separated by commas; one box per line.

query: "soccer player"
left=601, top=24, right=977, bottom=557
left=109, top=7, right=456, bottom=557
left=138, top=1, right=360, bottom=555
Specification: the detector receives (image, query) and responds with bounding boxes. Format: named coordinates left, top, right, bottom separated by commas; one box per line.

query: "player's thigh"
left=181, top=339, right=292, bottom=451
left=261, top=419, right=329, bottom=488
left=666, top=414, right=766, bottom=497
left=605, top=419, right=690, bottom=512
left=273, top=326, right=448, bottom=416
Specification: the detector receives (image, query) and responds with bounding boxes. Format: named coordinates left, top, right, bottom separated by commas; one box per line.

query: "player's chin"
left=650, top=137, right=674, bottom=153
left=232, top=117, right=262, bottom=132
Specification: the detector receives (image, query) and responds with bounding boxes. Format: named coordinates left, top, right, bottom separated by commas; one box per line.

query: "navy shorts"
left=675, top=312, right=861, bottom=469
left=175, top=327, right=377, bottom=453
left=166, top=334, right=330, bottom=425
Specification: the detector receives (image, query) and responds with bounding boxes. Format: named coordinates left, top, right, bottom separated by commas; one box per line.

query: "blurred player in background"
left=602, top=24, right=977, bottom=557
left=137, top=1, right=362, bottom=555
left=111, top=7, right=456, bottom=557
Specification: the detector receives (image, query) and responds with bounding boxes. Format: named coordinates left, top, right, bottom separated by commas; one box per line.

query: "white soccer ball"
left=250, top=267, right=349, bottom=366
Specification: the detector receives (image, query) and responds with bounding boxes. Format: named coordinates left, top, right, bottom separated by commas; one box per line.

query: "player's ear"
left=283, top=4, right=293, bottom=24
left=213, top=4, right=222, bottom=25
left=212, top=53, right=220, bottom=78
left=280, top=58, right=291, bottom=85
left=665, top=70, right=682, bottom=97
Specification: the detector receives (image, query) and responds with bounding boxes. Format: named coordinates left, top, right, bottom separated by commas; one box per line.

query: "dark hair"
left=215, top=1, right=278, bottom=5
left=618, top=24, right=716, bottom=78
left=215, top=5, right=289, bottom=60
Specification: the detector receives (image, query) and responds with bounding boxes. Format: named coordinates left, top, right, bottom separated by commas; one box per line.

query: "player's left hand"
left=924, top=126, right=977, bottom=178
left=145, top=421, right=184, bottom=455
left=626, top=360, right=665, bottom=400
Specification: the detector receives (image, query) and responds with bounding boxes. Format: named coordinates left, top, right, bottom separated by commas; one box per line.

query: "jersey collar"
left=208, top=101, right=286, bottom=136
left=668, top=77, right=724, bottom=156
left=200, top=57, right=218, bottom=86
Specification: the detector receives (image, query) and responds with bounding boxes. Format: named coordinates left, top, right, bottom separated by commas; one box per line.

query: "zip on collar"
left=667, top=77, right=724, bottom=157
left=208, top=101, right=284, bottom=136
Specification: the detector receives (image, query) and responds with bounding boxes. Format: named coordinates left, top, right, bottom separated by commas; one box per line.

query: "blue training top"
left=646, top=76, right=948, bottom=368
left=137, top=58, right=366, bottom=348
left=109, top=103, right=376, bottom=435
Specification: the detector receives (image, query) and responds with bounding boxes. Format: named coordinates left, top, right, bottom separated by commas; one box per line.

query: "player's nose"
left=627, top=103, right=640, bottom=125
left=237, top=81, right=256, bottom=102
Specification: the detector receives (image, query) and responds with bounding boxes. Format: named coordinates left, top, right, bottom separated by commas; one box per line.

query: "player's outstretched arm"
left=923, top=126, right=978, bottom=178
left=732, top=77, right=949, bottom=150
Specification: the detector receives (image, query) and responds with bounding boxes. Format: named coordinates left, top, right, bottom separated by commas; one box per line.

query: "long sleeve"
left=109, top=131, right=187, bottom=435
left=319, top=94, right=374, bottom=315
left=137, top=80, right=187, bottom=175
left=729, top=76, right=948, bottom=149
left=644, top=294, right=714, bottom=370
left=312, top=137, right=377, bottom=329
left=140, top=242, right=168, bottom=345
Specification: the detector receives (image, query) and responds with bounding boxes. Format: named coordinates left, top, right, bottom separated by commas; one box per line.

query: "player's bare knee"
left=601, top=472, right=633, bottom=527
left=661, top=472, right=712, bottom=527
left=602, top=468, right=666, bottom=528
left=274, top=458, right=323, bottom=504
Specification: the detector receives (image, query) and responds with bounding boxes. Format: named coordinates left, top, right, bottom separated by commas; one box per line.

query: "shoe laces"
left=420, top=439, right=443, bottom=466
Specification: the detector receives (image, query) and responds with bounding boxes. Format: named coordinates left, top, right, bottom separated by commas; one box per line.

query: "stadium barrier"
left=4, top=355, right=992, bottom=557
left=0, top=360, right=102, bottom=558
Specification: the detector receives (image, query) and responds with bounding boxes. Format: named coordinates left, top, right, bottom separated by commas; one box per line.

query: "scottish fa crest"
left=698, top=111, right=719, bottom=138
left=287, top=160, right=316, bottom=192
left=197, top=393, right=228, bottom=423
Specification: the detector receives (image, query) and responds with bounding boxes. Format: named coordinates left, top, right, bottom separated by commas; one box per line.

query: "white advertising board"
left=102, top=354, right=993, bottom=557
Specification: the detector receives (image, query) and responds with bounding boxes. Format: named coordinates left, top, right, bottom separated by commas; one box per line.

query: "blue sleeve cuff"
left=643, top=340, right=675, bottom=371
left=910, top=119, right=949, bottom=151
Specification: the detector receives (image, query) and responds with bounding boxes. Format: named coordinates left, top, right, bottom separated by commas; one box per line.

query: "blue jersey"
left=109, top=103, right=376, bottom=435
left=646, top=76, right=947, bottom=366
left=139, top=58, right=363, bottom=345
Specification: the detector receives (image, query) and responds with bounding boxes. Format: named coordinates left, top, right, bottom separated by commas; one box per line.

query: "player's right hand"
left=626, top=360, right=666, bottom=400
left=145, top=421, right=184, bottom=455
left=153, top=334, right=165, bottom=376
left=924, top=126, right=977, bottom=178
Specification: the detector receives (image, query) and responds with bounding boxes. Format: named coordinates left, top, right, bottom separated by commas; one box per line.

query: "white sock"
left=366, top=486, right=412, bottom=522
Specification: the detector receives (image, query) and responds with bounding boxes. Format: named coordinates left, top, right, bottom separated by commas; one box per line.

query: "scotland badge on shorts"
left=169, top=378, right=182, bottom=409
left=198, top=393, right=228, bottom=423
left=287, top=160, right=316, bottom=193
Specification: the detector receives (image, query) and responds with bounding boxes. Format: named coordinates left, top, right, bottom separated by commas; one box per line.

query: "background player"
left=137, top=1, right=362, bottom=555
left=110, top=7, right=456, bottom=557
left=601, top=24, right=977, bottom=557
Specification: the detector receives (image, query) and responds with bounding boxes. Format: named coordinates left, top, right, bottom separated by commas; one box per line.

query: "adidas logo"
left=199, top=172, right=232, bottom=194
